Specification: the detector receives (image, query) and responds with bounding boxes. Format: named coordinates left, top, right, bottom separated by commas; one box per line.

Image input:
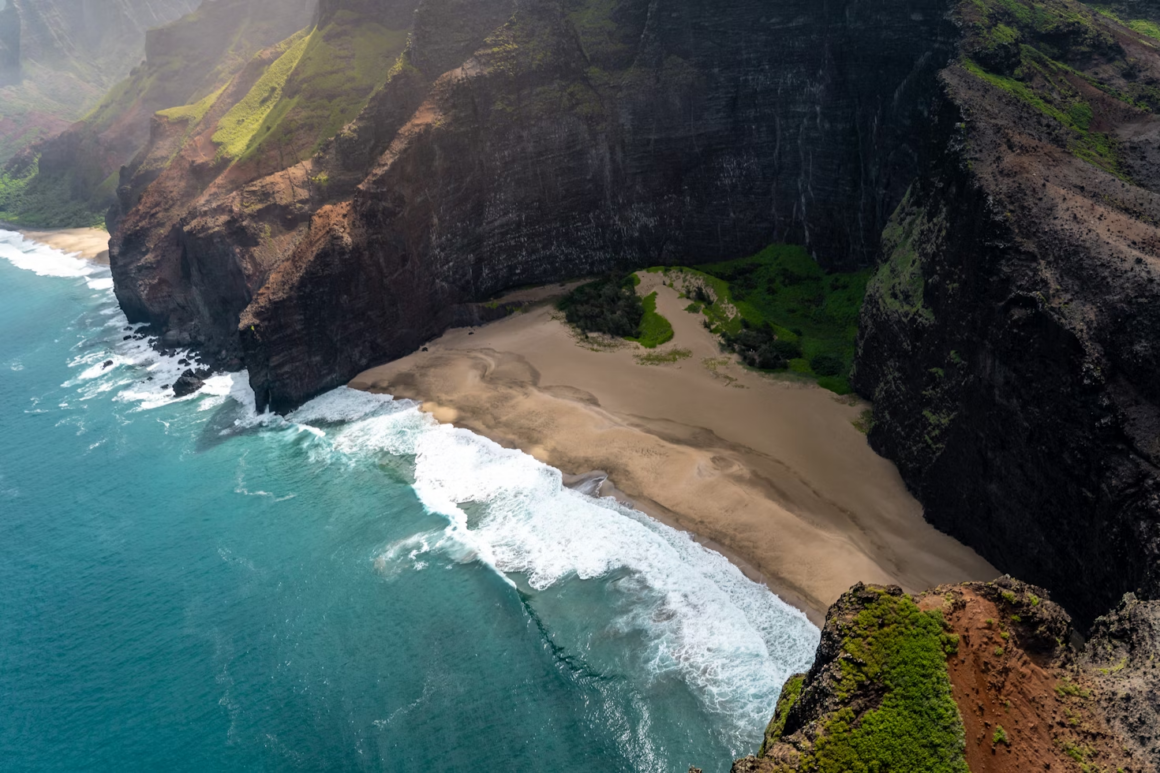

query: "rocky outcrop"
left=854, top=0, right=1160, bottom=628
left=1086, top=594, right=1160, bottom=763
left=735, top=579, right=1157, bottom=773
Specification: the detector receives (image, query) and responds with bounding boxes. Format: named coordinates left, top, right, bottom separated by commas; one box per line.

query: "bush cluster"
left=558, top=274, right=643, bottom=338
left=722, top=319, right=801, bottom=370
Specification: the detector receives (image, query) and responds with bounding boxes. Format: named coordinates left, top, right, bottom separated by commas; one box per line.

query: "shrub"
left=792, top=590, right=971, bottom=773
left=810, top=353, right=844, bottom=377
left=558, top=274, right=643, bottom=338
left=772, top=338, right=803, bottom=360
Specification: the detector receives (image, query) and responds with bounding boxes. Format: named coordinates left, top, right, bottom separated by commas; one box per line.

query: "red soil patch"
left=920, top=587, right=1151, bottom=773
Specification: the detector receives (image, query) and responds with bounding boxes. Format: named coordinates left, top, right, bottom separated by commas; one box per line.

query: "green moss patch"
left=786, top=590, right=969, bottom=773
left=212, top=31, right=312, bottom=161
left=626, top=291, right=675, bottom=348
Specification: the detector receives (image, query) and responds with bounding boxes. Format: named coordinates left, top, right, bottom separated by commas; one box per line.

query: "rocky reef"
left=854, top=0, right=1160, bottom=628
left=735, top=580, right=1159, bottom=773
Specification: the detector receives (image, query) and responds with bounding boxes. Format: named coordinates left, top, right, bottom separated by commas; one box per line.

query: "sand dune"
left=350, top=273, right=997, bottom=623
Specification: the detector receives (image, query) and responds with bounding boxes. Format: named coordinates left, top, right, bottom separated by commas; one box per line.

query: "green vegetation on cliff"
left=0, top=158, right=110, bottom=228
left=1091, top=5, right=1160, bottom=41
left=866, top=189, right=936, bottom=326
left=765, top=589, right=969, bottom=773
left=213, top=31, right=313, bottom=160
left=960, top=0, right=1160, bottom=178
left=213, top=13, right=408, bottom=166
left=759, top=674, right=805, bottom=756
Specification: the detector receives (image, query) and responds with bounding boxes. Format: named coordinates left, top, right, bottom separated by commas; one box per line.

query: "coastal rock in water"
left=172, top=370, right=204, bottom=398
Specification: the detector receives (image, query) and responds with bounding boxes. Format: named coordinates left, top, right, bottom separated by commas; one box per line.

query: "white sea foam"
left=10, top=227, right=821, bottom=751
left=0, top=229, right=103, bottom=278
left=286, top=388, right=821, bottom=746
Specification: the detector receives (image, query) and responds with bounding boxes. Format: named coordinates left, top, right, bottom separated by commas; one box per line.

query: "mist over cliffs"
left=0, top=0, right=201, bottom=159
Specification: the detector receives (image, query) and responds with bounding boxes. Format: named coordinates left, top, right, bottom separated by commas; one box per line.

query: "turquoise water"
left=0, top=231, right=818, bottom=773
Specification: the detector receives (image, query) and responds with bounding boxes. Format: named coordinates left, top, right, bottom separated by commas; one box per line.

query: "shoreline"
left=1, top=221, right=111, bottom=264
left=351, top=274, right=999, bottom=625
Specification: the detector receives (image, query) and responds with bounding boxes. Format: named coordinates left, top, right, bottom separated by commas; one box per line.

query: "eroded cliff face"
left=215, top=0, right=968, bottom=411
left=106, top=0, right=420, bottom=367
left=0, top=0, right=315, bottom=227
left=854, top=0, right=1160, bottom=628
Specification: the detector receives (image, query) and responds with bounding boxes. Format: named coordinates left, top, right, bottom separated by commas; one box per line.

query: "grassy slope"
left=961, top=0, right=1160, bottom=179
left=653, top=244, right=870, bottom=394
left=211, top=31, right=313, bottom=160
left=766, top=589, right=969, bottom=773
left=212, top=13, right=408, bottom=166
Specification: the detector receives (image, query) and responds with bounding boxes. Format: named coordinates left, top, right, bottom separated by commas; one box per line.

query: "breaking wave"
left=5, top=226, right=820, bottom=755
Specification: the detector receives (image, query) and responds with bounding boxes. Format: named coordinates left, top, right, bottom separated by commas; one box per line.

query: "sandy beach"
left=2, top=223, right=110, bottom=264
left=351, top=272, right=997, bottom=624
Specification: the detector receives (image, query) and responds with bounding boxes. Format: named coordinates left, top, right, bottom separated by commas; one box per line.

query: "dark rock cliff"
left=1086, top=593, right=1160, bottom=763
left=854, top=0, right=1160, bottom=628
left=230, top=0, right=965, bottom=411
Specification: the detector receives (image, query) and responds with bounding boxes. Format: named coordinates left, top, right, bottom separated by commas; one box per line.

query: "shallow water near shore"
left=0, top=230, right=818, bottom=772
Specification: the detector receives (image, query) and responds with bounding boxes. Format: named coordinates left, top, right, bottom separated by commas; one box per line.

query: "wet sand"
left=350, top=273, right=997, bottom=624
left=2, top=222, right=110, bottom=264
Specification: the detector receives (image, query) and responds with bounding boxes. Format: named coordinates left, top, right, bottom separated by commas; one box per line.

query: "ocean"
left=0, top=230, right=818, bottom=773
